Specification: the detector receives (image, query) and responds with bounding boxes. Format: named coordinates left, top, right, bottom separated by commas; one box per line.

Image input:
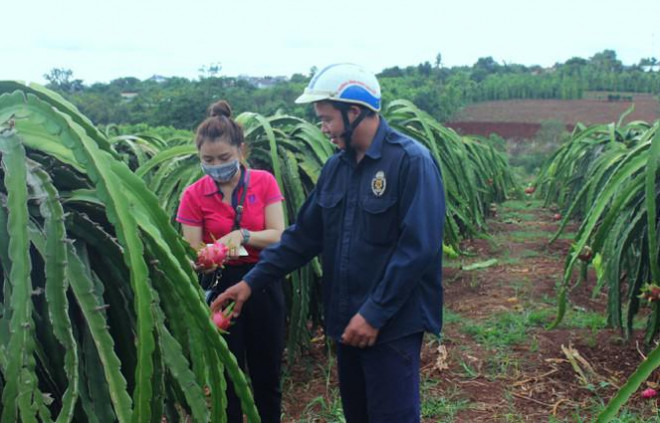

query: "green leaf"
left=645, top=127, right=660, bottom=286
left=25, top=162, right=79, bottom=423
left=63, top=243, right=132, bottom=421
left=31, top=91, right=156, bottom=423
left=0, top=128, right=40, bottom=423
left=461, top=259, right=498, bottom=271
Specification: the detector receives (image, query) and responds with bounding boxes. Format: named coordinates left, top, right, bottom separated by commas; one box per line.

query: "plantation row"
left=0, top=82, right=514, bottom=422
left=535, top=115, right=660, bottom=420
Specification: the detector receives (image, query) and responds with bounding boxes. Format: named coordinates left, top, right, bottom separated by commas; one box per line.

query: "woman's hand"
left=218, top=230, right=245, bottom=260
left=190, top=258, right=218, bottom=274
left=196, top=262, right=219, bottom=274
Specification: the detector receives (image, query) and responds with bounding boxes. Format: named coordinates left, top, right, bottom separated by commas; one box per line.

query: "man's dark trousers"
left=336, top=332, right=423, bottom=422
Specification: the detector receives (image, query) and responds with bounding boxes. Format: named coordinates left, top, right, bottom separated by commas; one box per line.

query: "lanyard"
left=232, top=169, right=250, bottom=230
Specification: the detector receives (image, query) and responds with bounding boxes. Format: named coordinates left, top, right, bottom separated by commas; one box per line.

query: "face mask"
left=201, top=160, right=239, bottom=182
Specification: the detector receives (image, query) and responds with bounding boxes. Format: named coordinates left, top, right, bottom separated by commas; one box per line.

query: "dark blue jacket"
left=244, top=118, right=445, bottom=343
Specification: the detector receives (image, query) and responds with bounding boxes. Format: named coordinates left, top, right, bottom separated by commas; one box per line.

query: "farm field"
left=281, top=200, right=660, bottom=422
left=447, top=94, right=660, bottom=140
left=7, top=4, right=660, bottom=421
left=3, top=82, right=660, bottom=423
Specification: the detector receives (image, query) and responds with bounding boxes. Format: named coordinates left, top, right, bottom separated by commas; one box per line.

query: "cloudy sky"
left=2, top=0, right=658, bottom=84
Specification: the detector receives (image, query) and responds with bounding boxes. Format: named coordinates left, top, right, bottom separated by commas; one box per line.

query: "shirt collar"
left=202, top=165, right=247, bottom=197
left=338, top=117, right=390, bottom=163
left=364, top=117, right=390, bottom=160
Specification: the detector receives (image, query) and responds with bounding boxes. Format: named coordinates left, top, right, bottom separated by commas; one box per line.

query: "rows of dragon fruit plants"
left=533, top=113, right=660, bottom=421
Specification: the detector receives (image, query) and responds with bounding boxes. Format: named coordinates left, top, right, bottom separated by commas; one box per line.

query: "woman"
left=176, top=100, right=286, bottom=423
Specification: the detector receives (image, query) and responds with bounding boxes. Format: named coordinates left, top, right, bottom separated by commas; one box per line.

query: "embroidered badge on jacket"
left=371, top=171, right=387, bottom=197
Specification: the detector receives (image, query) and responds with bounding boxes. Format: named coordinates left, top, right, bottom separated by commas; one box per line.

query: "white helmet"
left=295, top=63, right=381, bottom=112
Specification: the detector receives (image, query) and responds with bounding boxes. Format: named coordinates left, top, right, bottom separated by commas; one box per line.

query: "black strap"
left=339, top=107, right=369, bottom=156
left=232, top=169, right=251, bottom=230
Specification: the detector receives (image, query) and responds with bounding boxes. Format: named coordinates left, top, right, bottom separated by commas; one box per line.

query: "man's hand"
left=341, top=313, right=379, bottom=348
left=211, top=281, right=252, bottom=317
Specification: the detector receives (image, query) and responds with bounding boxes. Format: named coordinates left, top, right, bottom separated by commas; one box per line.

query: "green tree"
left=43, top=68, right=84, bottom=93
left=590, top=49, right=623, bottom=73
left=435, top=52, right=443, bottom=69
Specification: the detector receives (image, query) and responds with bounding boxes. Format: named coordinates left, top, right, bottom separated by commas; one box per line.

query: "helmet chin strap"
left=339, top=107, right=369, bottom=156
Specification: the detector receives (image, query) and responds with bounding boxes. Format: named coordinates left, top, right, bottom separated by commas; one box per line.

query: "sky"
left=2, top=0, right=659, bottom=85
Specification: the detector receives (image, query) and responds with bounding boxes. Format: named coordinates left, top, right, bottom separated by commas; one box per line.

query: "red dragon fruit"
left=196, top=242, right=229, bottom=269
left=212, top=301, right=235, bottom=332
left=640, top=283, right=660, bottom=303
left=642, top=388, right=658, bottom=399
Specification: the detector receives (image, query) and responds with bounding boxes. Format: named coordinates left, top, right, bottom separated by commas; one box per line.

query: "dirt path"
left=281, top=200, right=660, bottom=422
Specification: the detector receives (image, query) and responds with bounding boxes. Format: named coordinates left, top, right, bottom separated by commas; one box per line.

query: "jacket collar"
left=339, top=117, right=390, bottom=162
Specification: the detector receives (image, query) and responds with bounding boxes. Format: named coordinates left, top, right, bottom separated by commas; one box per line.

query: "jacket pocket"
left=361, top=196, right=398, bottom=245
left=317, top=192, right=343, bottom=237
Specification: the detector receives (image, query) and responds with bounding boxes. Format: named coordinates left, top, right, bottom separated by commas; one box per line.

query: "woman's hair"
left=195, top=100, right=244, bottom=149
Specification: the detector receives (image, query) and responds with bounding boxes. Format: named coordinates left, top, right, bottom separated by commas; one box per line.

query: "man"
left=213, top=63, right=445, bottom=422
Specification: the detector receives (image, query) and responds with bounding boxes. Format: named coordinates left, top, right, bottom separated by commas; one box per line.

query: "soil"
left=446, top=94, right=660, bottom=141
left=279, top=201, right=660, bottom=422
left=449, top=95, right=660, bottom=125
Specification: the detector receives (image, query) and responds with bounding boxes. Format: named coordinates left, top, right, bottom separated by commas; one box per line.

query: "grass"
left=420, top=396, right=471, bottom=421
left=507, top=230, right=552, bottom=242
left=519, top=249, right=542, bottom=259
left=484, top=351, right=521, bottom=380
left=452, top=247, right=541, bottom=270
left=498, top=391, right=528, bottom=422
left=420, top=381, right=470, bottom=421
left=510, top=278, right=534, bottom=298
left=300, top=388, right=345, bottom=423
left=489, top=224, right=561, bottom=244
left=501, top=199, right=544, bottom=211
left=457, top=306, right=616, bottom=352
left=499, top=210, right=542, bottom=222
left=460, top=312, right=530, bottom=349
left=498, top=256, right=524, bottom=266
left=443, top=309, right=463, bottom=325
left=548, top=397, right=660, bottom=422
left=443, top=260, right=463, bottom=269
left=457, top=358, right=480, bottom=379
left=527, top=307, right=608, bottom=330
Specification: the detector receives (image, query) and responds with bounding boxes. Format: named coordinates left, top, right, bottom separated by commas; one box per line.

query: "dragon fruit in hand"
left=196, top=242, right=229, bottom=269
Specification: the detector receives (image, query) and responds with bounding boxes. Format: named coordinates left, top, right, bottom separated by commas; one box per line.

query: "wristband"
left=240, top=228, right=251, bottom=245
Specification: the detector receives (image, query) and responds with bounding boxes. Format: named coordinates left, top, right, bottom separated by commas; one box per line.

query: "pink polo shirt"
left=176, top=169, right=284, bottom=264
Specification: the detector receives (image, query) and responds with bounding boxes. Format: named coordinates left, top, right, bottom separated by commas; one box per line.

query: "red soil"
left=447, top=94, right=660, bottom=140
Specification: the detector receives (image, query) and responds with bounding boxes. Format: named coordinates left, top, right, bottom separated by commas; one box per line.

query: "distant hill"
left=41, top=49, right=660, bottom=129
left=447, top=93, right=660, bottom=140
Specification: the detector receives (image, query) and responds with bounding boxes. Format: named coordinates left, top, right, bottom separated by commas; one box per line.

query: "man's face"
left=314, top=102, right=349, bottom=150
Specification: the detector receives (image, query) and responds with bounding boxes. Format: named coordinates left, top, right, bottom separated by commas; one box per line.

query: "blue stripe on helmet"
left=340, top=85, right=380, bottom=111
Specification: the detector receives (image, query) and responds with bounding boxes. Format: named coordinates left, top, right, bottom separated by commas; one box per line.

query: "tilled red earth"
left=446, top=94, right=660, bottom=141
left=448, top=95, right=660, bottom=125
left=281, top=203, right=660, bottom=422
